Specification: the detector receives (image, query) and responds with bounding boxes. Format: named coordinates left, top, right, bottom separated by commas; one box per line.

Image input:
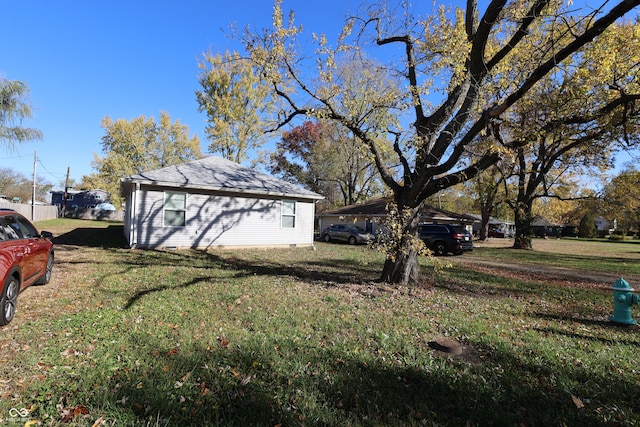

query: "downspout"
left=131, top=182, right=140, bottom=248
left=313, top=200, right=318, bottom=248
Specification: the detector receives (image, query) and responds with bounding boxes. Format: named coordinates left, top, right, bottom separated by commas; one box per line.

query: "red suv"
left=0, top=210, right=54, bottom=326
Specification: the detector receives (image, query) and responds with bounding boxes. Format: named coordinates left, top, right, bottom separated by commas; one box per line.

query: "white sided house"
left=120, top=156, right=323, bottom=249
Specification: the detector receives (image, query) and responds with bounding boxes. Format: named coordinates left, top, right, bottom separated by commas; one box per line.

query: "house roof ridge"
left=120, top=156, right=323, bottom=200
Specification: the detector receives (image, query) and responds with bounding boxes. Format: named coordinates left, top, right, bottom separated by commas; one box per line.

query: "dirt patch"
left=453, top=257, right=619, bottom=289
left=451, top=238, right=640, bottom=289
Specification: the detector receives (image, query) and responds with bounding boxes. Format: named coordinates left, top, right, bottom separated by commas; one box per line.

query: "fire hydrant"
left=610, top=277, right=640, bottom=325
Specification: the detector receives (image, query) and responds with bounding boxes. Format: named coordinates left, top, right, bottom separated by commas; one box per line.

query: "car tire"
left=432, top=241, right=447, bottom=256
left=0, top=274, right=20, bottom=326
left=37, top=252, right=54, bottom=285
left=348, top=236, right=356, bottom=245
left=323, top=234, right=331, bottom=243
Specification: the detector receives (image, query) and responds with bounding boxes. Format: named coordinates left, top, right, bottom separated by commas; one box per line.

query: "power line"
left=36, top=158, right=67, bottom=181
left=0, top=153, right=33, bottom=160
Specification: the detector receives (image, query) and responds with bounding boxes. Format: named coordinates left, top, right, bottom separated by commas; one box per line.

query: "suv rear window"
left=420, top=225, right=447, bottom=233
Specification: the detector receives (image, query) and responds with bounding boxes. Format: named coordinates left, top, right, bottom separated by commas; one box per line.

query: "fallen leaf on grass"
left=59, top=404, right=90, bottom=423
left=175, top=372, right=192, bottom=388
left=571, top=394, right=585, bottom=409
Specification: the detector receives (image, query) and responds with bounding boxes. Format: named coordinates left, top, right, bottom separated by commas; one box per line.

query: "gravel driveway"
left=449, top=238, right=640, bottom=289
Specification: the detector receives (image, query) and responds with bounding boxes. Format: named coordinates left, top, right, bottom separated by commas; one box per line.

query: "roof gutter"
left=120, top=178, right=325, bottom=201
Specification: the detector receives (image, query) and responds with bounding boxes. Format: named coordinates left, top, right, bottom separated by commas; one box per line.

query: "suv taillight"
left=453, top=233, right=464, bottom=239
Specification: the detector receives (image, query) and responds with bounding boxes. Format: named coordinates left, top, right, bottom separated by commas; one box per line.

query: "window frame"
left=281, top=200, right=297, bottom=229
left=163, top=191, right=187, bottom=227
left=14, top=215, right=38, bottom=238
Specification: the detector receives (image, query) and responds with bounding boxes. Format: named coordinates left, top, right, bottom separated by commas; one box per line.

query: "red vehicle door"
left=0, top=215, right=45, bottom=289
left=14, top=215, right=49, bottom=286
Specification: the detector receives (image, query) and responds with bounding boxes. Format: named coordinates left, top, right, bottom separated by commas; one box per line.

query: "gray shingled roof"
left=319, top=197, right=477, bottom=223
left=120, top=156, right=323, bottom=200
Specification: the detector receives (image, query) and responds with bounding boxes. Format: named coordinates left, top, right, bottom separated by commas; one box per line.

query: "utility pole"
left=32, top=150, right=36, bottom=221
left=63, top=166, right=70, bottom=216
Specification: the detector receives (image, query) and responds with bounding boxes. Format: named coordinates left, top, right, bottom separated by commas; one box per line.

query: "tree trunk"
left=513, top=200, right=534, bottom=249
left=379, top=202, right=422, bottom=285
left=479, top=204, right=492, bottom=241
left=380, top=246, right=420, bottom=284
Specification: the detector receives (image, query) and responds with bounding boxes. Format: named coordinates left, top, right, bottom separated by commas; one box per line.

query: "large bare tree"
left=493, top=21, right=640, bottom=248
left=235, top=0, right=639, bottom=285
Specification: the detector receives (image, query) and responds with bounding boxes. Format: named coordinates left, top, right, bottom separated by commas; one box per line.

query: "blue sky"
left=2, top=1, right=637, bottom=192
left=0, top=0, right=375, bottom=188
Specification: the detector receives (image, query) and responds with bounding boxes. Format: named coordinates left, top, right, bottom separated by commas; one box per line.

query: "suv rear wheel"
left=432, top=241, right=448, bottom=256
left=38, top=253, right=54, bottom=285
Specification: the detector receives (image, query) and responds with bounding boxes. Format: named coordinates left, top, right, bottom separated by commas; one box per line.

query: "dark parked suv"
left=418, top=224, right=473, bottom=256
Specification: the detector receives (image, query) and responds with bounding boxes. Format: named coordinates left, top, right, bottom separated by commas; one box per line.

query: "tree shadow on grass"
left=118, top=249, right=381, bottom=309
left=63, top=228, right=379, bottom=285
left=62, top=327, right=640, bottom=426
left=122, top=276, right=213, bottom=309
left=529, top=311, right=640, bottom=346
left=52, top=224, right=127, bottom=248
left=432, top=271, right=542, bottom=300
left=221, top=255, right=380, bottom=286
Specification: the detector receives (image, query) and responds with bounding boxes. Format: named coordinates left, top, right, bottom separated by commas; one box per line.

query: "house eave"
left=120, top=178, right=324, bottom=201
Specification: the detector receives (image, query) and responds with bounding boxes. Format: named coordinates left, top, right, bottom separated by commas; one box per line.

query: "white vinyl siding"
left=131, top=187, right=316, bottom=248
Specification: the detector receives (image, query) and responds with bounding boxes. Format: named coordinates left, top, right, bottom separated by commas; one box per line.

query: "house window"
left=282, top=200, right=296, bottom=228
left=164, top=191, right=186, bottom=227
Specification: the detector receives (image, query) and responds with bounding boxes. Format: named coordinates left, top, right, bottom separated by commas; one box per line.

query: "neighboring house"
left=316, top=197, right=477, bottom=236
left=466, top=214, right=515, bottom=237
left=51, top=189, right=110, bottom=209
left=596, top=216, right=618, bottom=236
left=119, top=156, right=324, bottom=249
left=531, top=216, right=562, bottom=237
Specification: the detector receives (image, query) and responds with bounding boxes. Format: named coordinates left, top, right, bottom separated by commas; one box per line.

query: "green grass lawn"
left=1, top=219, right=639, bottom=426
left=470, top=237, right=640, bottom=276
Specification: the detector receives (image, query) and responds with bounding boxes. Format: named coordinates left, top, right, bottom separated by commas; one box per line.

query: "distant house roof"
left=532, top=216, right=560, bottom=227
left=50, top=189, right=108, bottom=196
left=120, top=156, right=323, bottom=200
left=319, top=197, right=477, bottom=224
left=465, top=213, right=514, bottom=226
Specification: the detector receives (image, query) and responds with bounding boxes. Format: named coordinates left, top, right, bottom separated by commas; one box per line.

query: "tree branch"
left=466, top=0, right=478, bottom=40
left=487, top=0, right=640, bottom=118
left=485, top=0, right=553, bottom=71
left=376, top=33, right=425, bottom=124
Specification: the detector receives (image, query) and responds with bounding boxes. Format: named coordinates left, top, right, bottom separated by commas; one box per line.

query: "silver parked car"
left=320, top=224, right=372, bottom=245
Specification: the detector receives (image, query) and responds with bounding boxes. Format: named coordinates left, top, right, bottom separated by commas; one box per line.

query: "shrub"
left=578, top=213, right=597, bottom=238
